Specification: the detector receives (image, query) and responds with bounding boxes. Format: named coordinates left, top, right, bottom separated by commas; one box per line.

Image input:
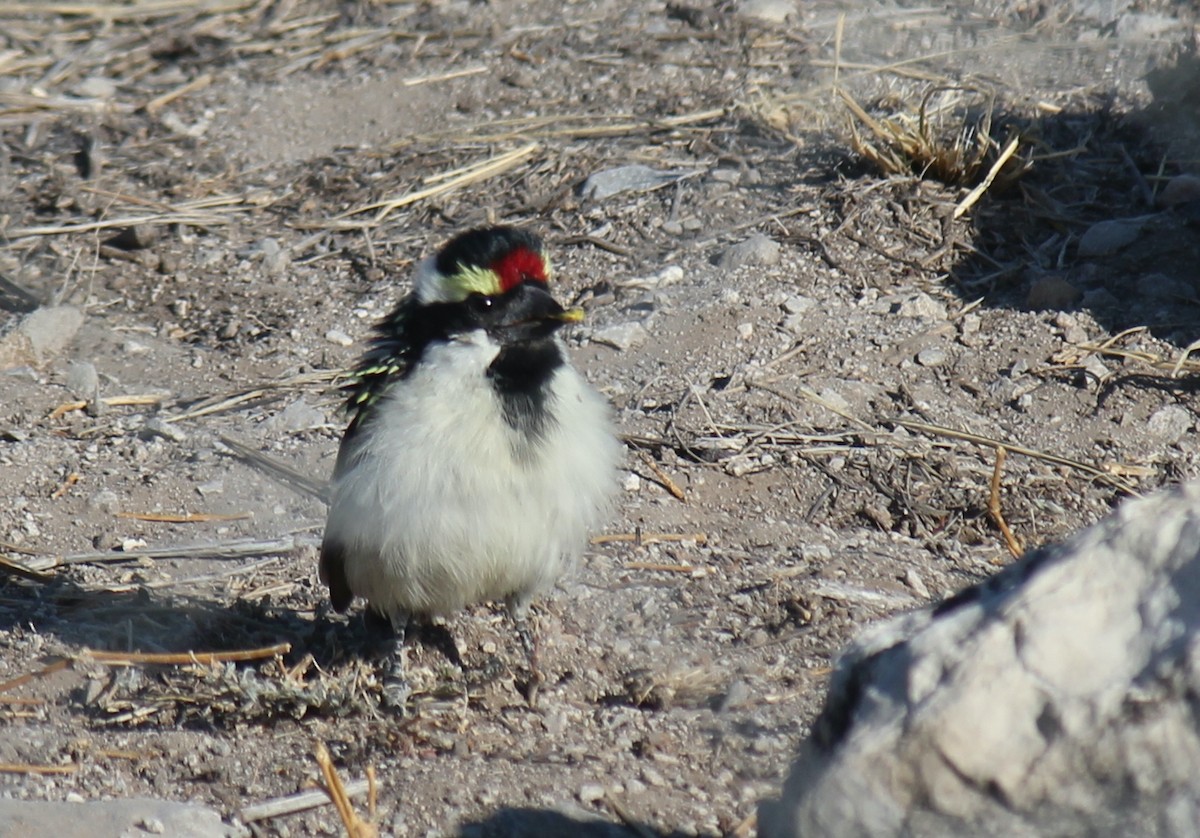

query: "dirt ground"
left=2, top=1, right=1199, bottom=836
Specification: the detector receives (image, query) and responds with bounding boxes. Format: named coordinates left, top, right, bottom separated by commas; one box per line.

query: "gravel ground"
left=1, top=1, right=1199, bottom=835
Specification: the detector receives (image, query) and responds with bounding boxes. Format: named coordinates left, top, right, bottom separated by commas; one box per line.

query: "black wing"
left=319, top=295, right=423, bottom=611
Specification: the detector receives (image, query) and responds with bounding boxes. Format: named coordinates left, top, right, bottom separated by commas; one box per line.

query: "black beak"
left=489, top=282, right=583, bottom=344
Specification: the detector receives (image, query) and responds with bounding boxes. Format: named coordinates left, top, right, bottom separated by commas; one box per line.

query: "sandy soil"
left=1, top=1, right=1199, bottom=835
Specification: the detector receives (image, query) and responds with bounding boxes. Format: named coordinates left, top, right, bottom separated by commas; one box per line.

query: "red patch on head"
left=493, top=246, right=548, bottom=293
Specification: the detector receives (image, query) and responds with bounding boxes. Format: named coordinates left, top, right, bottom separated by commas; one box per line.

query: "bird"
left=319, top=225, right=621, bottom=708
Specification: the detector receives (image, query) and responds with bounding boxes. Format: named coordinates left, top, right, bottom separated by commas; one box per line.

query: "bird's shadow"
left=0, top=564, right=532, bottom=723
left=457, top=806, right=691, bottom=838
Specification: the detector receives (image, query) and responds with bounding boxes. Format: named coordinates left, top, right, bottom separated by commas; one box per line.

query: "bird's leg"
left=507, top=596, right=543, bottom=707
left=367, top=608, right=411, bottom=711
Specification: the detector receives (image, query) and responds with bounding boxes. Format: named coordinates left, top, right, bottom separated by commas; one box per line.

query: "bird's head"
left=413, top=226, right=582, bottom=343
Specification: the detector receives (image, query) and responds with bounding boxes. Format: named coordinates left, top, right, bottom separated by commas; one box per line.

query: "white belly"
left=325, top=333, right=620, bottom=617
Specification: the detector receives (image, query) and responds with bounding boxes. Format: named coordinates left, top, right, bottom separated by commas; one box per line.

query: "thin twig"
left=0, top=763, right=78, bottom=775
left=19, top=536, right=306, bottom=573
left=115, top=511, right=253, bottom=523
left=988, top=446, right=1023, bottom=557
left=637, top=450, right=686, bottom=501
left=954, top=134, right=1020, bottom=218
left=0, top=659, right=69, bottom=695
left=892, top=418, right=1141, bottom=494
left=241, top=780, right=372, bottom=823
left=82, top=642, right=290, bottom=666
left=591, top=532, right=707, bottom=545
left=315, top=741, right=378, bottom=838
left=330, top=143, right=539, bottom=226
left=626, top=562, right=696, bottom=573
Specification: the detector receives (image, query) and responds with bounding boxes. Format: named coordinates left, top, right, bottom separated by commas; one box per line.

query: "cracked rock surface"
left=761, top=481, right=1200, bottom=838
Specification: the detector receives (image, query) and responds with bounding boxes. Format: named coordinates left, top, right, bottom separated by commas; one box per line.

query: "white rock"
left=892, top=292, right=946, bottom=320
left=737, top=0, right=797, bottom=23
left=761, top=481, right=1200, bottom=838
left=782, top=295, right=816, bottom=315
left=578, top=783, right=606, bottom=803
left=324, top=329, right=354, bottom=347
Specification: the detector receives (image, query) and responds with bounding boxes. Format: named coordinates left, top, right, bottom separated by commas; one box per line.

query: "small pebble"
left=88, top=489, right=120, bottom=515
left=137, top=816, right=166, bottom=835
left=782, top=294, right=815, bottom=315
left=592, top=321, right=648, bottom=351
left=325, top=329, right=354, bottom=347
left=1082, top=354, right=1111, bottom=384
left=142, top=417, right=187, bottom=442
left=904, top=568, right=930, bottom=599
left=916, top=346, right=947, bottom=367
left=578, top=784, right=606, bottom=804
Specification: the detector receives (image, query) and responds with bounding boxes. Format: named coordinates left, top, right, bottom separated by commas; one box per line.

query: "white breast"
left=325, top=331, right=621, bottom=617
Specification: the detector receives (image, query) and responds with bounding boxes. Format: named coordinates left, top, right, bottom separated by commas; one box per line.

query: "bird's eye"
left=467, top=294, right=494, bottom=312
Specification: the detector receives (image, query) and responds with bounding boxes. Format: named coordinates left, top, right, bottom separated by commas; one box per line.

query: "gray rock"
left=761, top=480, right=1200, bottom=838
left=580, top=165, right=684, bottom=201
left=892, top=293, right=947, bottom=321
left=0, top=306, right=84, bottom=369
left=1147, top=404, right=1192, bottom=443
left=66, top=361, right=100, bottom=401
left=142, top=417, right=187, bottom=443
left=719, top=233, right=782, bottom=270
left=781, top=295, right=816, bottom=315
left=1082, top=354, right=1112, bottom=383
left=88, top=489, right=121, bottom=515
left=590, top=321, right=649, bottom=351
left=1077, top=218, right=1143, bottom=257
left=1160, top=175, right=1200, bottom=208
left=268, top=397, right=328, bottom=432
left=0, top=798, right=245, bottom=838
left=255, top=237, right=290, bottom=276
left=737, top=0, right=797, bottom=24
left=915, top=346, right=947, bottom=367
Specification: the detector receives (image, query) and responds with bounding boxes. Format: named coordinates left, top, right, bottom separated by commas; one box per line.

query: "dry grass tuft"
left=839, top=85, right=1028, bottom=189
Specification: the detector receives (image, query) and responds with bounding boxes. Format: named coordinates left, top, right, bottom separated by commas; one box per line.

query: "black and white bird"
left=319, top=226, right=621, bottom=707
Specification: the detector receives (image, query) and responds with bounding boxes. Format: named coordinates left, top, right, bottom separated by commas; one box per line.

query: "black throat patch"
left=487, top=339, right=565, bottom=441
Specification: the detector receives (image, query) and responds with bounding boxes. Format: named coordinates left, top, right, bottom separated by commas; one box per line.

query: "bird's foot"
left=381, top=672, right=412, bottom=711
left=514, top=619, right=544, bottom=708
